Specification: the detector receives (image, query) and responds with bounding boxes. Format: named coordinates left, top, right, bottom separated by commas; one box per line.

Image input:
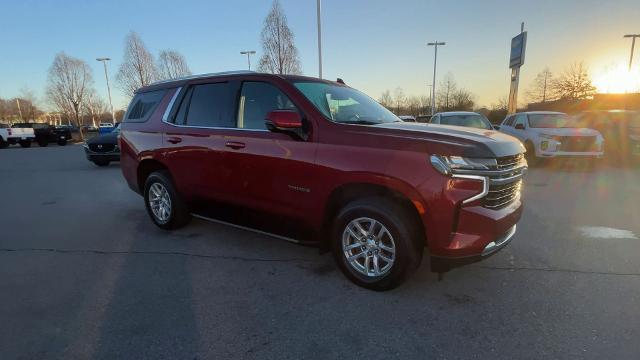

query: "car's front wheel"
left=332, top=197, right=423, bottom=291
left=57, top=138, right=67, bottom=146
left=144, top=171, right=191, bottom=230
left=19, top=140, right=32, bottom=148
left=93, top=160, right=110, bottom=167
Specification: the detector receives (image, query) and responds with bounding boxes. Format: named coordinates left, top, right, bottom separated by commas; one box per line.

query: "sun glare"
left=593, top=63, right=640, bottom=94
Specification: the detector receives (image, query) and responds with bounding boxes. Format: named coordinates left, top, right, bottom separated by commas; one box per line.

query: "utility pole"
left=426, top=84, right=433, bottom=114
left=317, top=0, right=323, bottom=79
left=96, top=58, right=116, bottom=123
left=240, top=51, right=256, bottom=70
left=624, top=34, right=640, bottom=71
left=427, top=41, right=445, bottom=115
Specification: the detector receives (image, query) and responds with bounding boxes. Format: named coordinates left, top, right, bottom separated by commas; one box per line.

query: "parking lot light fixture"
left=624, top=34, right=640, bottom=71
left=240, top=51, right=256, bottom=71
left=96, top=57, right=116, bottom=123
left=427, top=41, right=446, bottom=115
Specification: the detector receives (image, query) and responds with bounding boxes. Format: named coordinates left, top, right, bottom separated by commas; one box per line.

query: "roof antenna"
left=336, top=78, right=345, bottom=85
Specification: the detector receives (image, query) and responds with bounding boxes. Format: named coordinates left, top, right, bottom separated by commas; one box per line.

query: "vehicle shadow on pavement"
left=91, top=219, right=201, bottom=359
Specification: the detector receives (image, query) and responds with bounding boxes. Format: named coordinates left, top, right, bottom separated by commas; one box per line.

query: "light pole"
left=240, top=51, right=256, bottom=70
left=427, top=41, right=445, bottom=115
left=426, top=84, right=433, bottom=114
left=624, top=34, right=640, bottom=71
left=317, top=0, right=323, bottom=79
left=96, top=57, right=115, bottom=123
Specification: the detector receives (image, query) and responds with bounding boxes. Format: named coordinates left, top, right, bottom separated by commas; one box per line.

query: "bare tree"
left=450, top=89, right=475, bottom=111
left=436, top=73, right=457, bottom=111
left=18, top=88, right=41, bottom=121
left=393, top=87, right=405, bottom=114
left=157, top=50, right=191, bottom=80
left=526, top=67, right=555, bottom=103
left=257, top=0, right=302, bottom=75
left=84, top=89, right=108, bottom=127
left=378, top=90, right=393, bottom=109
left=418, top=95, right=430, bottom=115
left=116, top=31, right=157, bottom=96
left=405, top=96, right=421, bottom=117
left=553, top=62, right=596, bottom=100
left=46, top=53, right=93, bottom=140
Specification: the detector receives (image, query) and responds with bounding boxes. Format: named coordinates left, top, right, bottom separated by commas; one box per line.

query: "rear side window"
left=125, top=89, right=167, bottom=123
left=238, top=82, right=298, bottom=130
left=503, top=115, right=515, bottom=126
left=182, top=83, right=235, bottom=128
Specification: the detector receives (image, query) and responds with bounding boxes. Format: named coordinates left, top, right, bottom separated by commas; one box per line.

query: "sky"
left=1, top=0, right=639, bottom=111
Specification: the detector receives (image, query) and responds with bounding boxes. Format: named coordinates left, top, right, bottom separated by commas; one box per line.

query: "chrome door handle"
left=225, top=141, right=246, bottom=150
left=167, top=136, right=182, bottom=144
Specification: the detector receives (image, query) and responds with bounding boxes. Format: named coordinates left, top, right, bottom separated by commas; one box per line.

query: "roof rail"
left=149, top=70, right=257, bottom=86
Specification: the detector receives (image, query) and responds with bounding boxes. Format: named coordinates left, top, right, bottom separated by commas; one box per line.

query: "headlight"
left=430, top=155, right=497, bottom=176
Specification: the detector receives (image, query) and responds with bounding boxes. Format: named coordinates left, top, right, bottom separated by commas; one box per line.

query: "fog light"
left=541, top=141, right=549, bottom=151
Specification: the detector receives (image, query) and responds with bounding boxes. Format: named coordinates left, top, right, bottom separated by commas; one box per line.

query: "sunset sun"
left=593, top=62, right=640, bottom=93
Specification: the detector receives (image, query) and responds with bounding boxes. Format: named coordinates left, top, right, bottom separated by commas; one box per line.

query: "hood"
left=530, top=127, right=600, bottom=137
left=369, top=122, right=525, bottom=158
left=86, top=131, right=119, bottom=145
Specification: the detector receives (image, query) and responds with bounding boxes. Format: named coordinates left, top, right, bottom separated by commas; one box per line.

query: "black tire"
left=0, top=140, right=7, bottom=149
left=143, top=171, right=191, bottom=230
left=19, top=140, right=32, bottom=148
left=57, top=138, right=67, bottom=146
left=93, top=160, right=110, bottom=167
left=331, top=197, right=423, bottom=291
left=38, top=140, right=49, bottom=147
left=524, top=141, right=540, bottom=167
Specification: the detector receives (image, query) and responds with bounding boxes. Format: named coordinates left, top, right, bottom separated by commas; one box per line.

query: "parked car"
left=98, top=122, right=115, bottom=134
left=429, top=111, right=495, bottom=130
left=83, top=125, right=120, bottom=166
left=12, top=123, right=70, bottom=146
left=398, top=115, right=416, bottom=122
left=0, top=124, right=36, bottom=148
left=416, top=115, right=432, bottom=123
left=573, top=110, right=640, bottom=164
left=120, top=71, right=527, bottom=290
left=499, top=111, right=604, bottom=164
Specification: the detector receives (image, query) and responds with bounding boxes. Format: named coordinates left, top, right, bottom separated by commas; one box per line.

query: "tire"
left=144, top=171, right=191, bottom=230
left=331, top=197, right=423, bottom=291
left=93, top=160, right=110, bottom=167
left=38, top=140, right=49, bottom=147
left=19, top=140, right=32, bottom=148
left=524, top=141, right=540, bottom=167
left=0, top=139, right=7, bottom=149
left=57, top=138, right=67, bottom=146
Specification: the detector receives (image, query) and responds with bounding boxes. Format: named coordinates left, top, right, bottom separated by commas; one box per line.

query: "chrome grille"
left=89, top=143, right=116, bottom=153
left=559, top=136, right=597, bottom=152
left=496, top=154, right=524, bottom=170
left=484, top=179, right=522, bottom=209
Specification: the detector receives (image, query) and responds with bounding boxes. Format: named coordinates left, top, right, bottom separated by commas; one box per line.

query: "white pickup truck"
left=0, top=123, right=36, bottom=148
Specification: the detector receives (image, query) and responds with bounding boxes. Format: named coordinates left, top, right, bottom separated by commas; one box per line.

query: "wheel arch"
left=137, top=158, right=171, bottom=194
left=320, top=181, right=427, bottom=253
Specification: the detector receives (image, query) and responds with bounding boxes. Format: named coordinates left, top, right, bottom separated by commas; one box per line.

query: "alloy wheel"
left=342, top=217, right=396, bottom=277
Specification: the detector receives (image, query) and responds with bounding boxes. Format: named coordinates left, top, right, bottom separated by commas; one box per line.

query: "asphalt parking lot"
left=1, top=145, right=640, bottom=359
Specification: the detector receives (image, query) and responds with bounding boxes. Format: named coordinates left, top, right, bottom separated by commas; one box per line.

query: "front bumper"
left=83, top=146, right=120, bottom=162
left=537, top=150, right=604, bottom=158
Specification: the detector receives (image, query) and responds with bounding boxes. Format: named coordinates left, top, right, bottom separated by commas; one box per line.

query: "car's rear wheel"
left=332, top=197, right=422, bottom=291
left=0, top=139, right=7, bottom=149
left=144, top=171, right=191, bottom=230
left=57, top=138, right=67, bottom=146
left=19, top=140, right=32, bottom=148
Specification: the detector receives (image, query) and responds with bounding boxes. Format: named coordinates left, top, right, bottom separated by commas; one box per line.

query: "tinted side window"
left=185, top=83, right=234, bottom=128
left=514, top=114, right=527, bottom=128
left=503, top=115, right=514, bottom=126
left=238, top=82, right=298, bottom=130
left=125, top=89, right=167, bottom=123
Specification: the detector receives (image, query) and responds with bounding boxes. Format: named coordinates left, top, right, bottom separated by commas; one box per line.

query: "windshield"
left=528, top=114, right=573, bottom=128
left=294, top=82, right=400, bottom=125
left=440, top=114, right=492, bottom=129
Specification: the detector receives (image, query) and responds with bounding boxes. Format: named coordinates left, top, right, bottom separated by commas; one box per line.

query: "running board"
left=191, top=213, right=319, bottom=246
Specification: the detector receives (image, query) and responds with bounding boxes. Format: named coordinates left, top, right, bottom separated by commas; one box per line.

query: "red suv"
left=120, top=71, right=527, bottom=290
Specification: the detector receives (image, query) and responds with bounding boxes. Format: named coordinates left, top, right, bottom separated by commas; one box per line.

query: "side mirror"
left=515, top=123, right=525, bottom=130
left=265, top=110, right=307, bottom=140
left=493, top=125, right=501, bottom=130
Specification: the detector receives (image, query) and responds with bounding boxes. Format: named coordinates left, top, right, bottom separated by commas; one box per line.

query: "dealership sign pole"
left=508, top=23, right=527, bottom=114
